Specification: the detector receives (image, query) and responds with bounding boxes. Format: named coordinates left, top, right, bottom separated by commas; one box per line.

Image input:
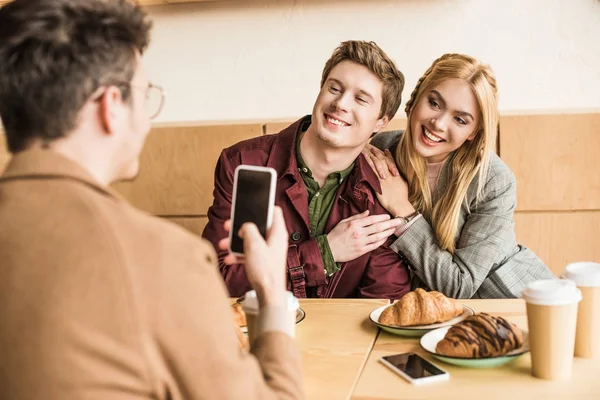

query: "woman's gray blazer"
left=371, top=131, right=555, bottom=299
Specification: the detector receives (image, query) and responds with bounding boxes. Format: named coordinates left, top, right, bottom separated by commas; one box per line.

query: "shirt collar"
left=265, top=115, right=382, bottom=194
left=0, top=148, right=124, bottom=200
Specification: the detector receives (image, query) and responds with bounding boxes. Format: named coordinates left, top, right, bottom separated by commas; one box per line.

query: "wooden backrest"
left=111, top=123, right=263, bottom=215
left=2, top=114, right=598, bottom=276
left=500, top=113, right=600, bottom=211
left=499, top=113, right=600, bottom=276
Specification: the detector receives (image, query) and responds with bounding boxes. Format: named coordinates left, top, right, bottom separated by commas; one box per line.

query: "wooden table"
left=296, top=298, right=388, bottom=400
left=351, top=299, right=600, bottom=400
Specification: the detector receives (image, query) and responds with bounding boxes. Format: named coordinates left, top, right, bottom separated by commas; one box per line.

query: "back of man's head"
left=0, top=0, right=152, bottom=153
left=320, top=40, right=405, bottom=121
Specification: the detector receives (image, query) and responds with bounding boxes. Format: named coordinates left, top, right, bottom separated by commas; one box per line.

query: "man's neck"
left=42, top=137, right=114, bottom=186
left=299, top=126, right=359, bottom=187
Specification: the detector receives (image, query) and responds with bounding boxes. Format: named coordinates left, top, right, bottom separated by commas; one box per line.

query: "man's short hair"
left=320, top=40, right=405, bottom=120
left=0, top=0, right=152, bottom=153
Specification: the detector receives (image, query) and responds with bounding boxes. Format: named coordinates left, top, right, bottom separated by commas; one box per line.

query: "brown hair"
left=395, top=53, right=499, bottom=253
left=321, top=40, right=405, bottom=120
left=0, top=0, right=152, bottom=153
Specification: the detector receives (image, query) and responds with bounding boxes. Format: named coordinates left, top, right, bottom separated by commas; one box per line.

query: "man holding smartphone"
left=0, top=1, right=303, bottom=399
left=204, top=40, right=411, bottom=300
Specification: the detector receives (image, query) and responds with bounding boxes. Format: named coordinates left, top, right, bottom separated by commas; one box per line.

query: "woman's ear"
left=466, top=126, right=482, bottom=141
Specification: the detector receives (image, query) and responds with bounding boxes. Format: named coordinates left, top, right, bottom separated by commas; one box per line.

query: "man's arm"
left=149, top=237, right=303, bottom=400
left=202, top=150, right=253, bottom=296
left=203, top=150, right=331, bottom=295
left=358, top=237, right=411, bottom=300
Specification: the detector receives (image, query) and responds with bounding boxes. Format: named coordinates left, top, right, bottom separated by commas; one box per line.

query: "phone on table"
left=229, top=165, right=277, bottom=256
left=380, top=352, right=449, bottom=385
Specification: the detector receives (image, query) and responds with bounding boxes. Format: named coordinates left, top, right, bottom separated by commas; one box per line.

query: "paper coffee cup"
left=522, top=279, right=582, bottom=380
left=563, top=262, right=600, bottom=359
left=241, top=290, right=299, bottom=348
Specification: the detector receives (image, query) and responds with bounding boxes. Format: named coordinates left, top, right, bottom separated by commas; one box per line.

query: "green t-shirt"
left=296, top=129, right=354, bottom=276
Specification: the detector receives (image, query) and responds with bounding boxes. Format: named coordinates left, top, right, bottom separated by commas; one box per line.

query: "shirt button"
left=302, top=167, right=308, bottom=173
left=315, top=192, right=320, bottom=197
left=291, top=231, right=302, bottom=242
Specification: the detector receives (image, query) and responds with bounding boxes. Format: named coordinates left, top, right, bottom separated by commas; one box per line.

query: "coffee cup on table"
left=563, top=262, right=600, bottom=359
left=241, top=290, right=299, bottom=349
left=522, top=279, right=582, bottom=380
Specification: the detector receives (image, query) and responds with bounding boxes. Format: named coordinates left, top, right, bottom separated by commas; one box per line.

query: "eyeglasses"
left=121, top=82, right=165, bottom=120
left=95, top=81, right=166, bottom=120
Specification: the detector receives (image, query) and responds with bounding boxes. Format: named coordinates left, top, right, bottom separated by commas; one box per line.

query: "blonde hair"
left=321, top=40, right=405, bottom=119
left=395, top=53, right=499, bottom=253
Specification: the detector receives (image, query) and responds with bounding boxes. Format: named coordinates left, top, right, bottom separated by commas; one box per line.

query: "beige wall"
left=143, top=0, right=600, bottom=123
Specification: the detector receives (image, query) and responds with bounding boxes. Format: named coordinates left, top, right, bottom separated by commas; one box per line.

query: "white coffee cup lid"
left=522, top=279, right=582, bottom=306
left=563, top=262, right=600, bottom=287
left=241, top=290, right=299, bottom=313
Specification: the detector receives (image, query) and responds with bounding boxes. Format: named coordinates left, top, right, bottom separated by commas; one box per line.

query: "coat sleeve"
left=389, top=168, right=523, bottom=299
left=202, top=151, right=328, bottom=297
left=357, top=237, right=411, bottom=300
left=201, top=150, right=251, bottom=295
left=150, top=239, right=304, bottom=400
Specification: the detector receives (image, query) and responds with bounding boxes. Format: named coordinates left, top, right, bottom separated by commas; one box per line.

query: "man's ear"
left=374, top=115, right=390, bottom=133
left=98, top=86, right=123, bottom=135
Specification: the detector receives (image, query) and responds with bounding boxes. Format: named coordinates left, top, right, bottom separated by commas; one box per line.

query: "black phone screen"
left=230, top=168, right=273, bottom=254
left=382, top=353, right=446, bottom=379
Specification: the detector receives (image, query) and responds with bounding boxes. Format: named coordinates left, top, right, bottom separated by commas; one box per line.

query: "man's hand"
left=326, top=210, right=403, bottom=263
left=218, top=207, right=288, bottom=307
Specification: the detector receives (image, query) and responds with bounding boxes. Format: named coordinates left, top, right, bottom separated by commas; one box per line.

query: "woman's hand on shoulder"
left=363, top=143, right=399, bottom=179
left=362, top=144, right=412, bottom=217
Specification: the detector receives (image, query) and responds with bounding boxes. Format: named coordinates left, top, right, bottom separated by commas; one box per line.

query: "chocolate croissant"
left=436, top=313, right=524, bottom=358
left=379, top=288, right=464, bottom=326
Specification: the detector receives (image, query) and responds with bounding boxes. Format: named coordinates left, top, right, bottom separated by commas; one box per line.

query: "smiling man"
left=203, top=40, right=411, bottom=299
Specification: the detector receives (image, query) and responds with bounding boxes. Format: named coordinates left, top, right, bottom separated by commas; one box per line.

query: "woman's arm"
left=391, top=167, right=519, bottom=298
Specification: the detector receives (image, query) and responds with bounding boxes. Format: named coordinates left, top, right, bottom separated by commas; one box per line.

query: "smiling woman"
left=365, top=53, right=555, bottom=299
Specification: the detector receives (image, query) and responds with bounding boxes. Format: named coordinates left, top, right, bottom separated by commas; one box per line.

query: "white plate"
left=420, top=326, right=530, bottom=368
left=369, top=304, right=474, bottom=337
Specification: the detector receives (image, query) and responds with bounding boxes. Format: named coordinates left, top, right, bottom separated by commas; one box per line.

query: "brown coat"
left=0, top=149, right=303, bottom=400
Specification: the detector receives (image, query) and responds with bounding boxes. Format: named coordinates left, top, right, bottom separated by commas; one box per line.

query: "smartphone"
left=228, top=165, right=277, bottom=256
left=379, top=353, right=449, bottom=385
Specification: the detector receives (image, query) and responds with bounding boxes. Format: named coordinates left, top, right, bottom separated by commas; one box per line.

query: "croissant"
left=379, top=288, right=464, bottom=326
left=436, top=313, right=524, bottom=358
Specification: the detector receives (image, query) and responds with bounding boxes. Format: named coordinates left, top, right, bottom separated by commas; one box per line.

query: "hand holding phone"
left=380, top=353, right=449, bottom=385
left=226, top=165, right=288, bottom=306
left=229, top=165, right=277, bottom=256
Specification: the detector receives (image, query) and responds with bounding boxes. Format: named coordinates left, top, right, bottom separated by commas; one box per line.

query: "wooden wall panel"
left=500, top=113, right=600, bottom=211
left=164, top=216, right=209, bottom=236
left=112, top=124, right=262, bottom=215
left=264, top=118, right=407, bottom=135
left=514, top=211, right=600, bottom=277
